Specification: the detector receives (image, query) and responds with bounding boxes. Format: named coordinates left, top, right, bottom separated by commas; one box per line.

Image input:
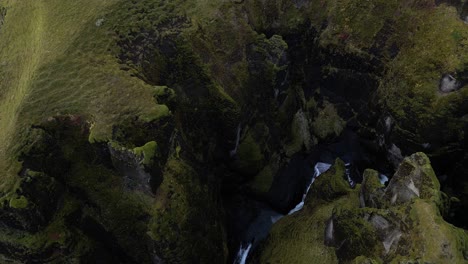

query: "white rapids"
left=288, top=162, right=332, bottom=215
left=233, top=243, right=252, bottom=264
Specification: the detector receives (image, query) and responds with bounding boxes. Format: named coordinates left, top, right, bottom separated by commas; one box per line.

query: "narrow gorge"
left=0, top=0, right=468, bottom=263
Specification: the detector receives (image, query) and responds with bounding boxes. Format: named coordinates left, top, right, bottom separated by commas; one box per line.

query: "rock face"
left=384, top=153, right=441, bottom=205
left=440, top=74, right=462, bottom=93
left=0, top=115, right=226, bottom=263
left=253, top=153, right=468, bottom=263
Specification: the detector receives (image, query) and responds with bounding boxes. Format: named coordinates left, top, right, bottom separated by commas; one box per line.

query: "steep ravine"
left=1, top=0, right=468, bottom=263
left=229, top=129, right=393, bottom=264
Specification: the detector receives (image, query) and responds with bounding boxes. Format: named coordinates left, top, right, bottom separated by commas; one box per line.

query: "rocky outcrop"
left=251, top=159, right=353, bottom=263
left=253, top=153, right=468, bottom=263
left=107, top=141, right=156, bottom=195
left=0, top=114, right=227, bottom=263
left=440, top=74, right=462, bottom=93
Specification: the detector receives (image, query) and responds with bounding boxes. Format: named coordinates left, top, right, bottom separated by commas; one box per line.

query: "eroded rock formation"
left=254, top=153, right=468, bottom=263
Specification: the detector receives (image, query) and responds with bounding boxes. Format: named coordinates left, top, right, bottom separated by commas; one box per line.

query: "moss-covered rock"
left=352, top=256, right=382, bottom=264
left=0, top=168, right=62, bottom=233
left=310, top=158, right=350, bottom=201
left=311, top=102, right=346, bottom=141
left=2, top=0, right=468, bottom=263
left=149, top=158, right=227, bottom=263
left=285, top=109, right=313, bottom=156
left=384, top=152, right=441, bottom=206
left=336, top=153, right=467, bottom=262
left=252, top=192, right=358, bottom=264
left=133, top=141, right=158, bottom=166
left=334, top=209, right=383, bottom=260
left=152, top=86, right=177, bottom=106
left=0, top=112, right=229, bottom=263
left=401, top=199, right=468, bottom=263
left=252, top=159, right=357, bottom=263
left=248, top=164, right=276, bottom=196
left=361, top=169, right=385, bottom=208
left=8, top=196, right=28, bottom=209
left=254, top=153, right=468, bottom=263
left=232, top=131, right=265, bottom=176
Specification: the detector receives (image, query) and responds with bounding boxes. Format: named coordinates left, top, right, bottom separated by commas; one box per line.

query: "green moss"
left=88, top=122, right=107, bottom=144
left=67, top=160, right=153, bottom=262
left=361, top=169, right=385, bottom=208
left=9, top=195, right=28, bottom=209
left=310, top=158, right=350, bottom=201
left=388, top=152, right=442, bottom=205
left=257, top=153, right=466, bottom=263
left=256, top=188, right=361, bottom=263
left=249, top=165, right=275, bottom=195
left=175, top=145, right=182, bottom=158
left=21, top=196, right=79, bottom=248
left=152, top=86, right=176, bottom=104
left=352, top=256, right=382, bottom=264
left=234, top=132, right=264, bottom=175
left=133, top=141, right=158, bottom=166
left=379, top=5, right=468, bottom=149
left=311, top=102, right=345, bottom=140
left=286, top=109, right=312, bottom=156
left=321, top=0, right=399, bottom=49
left=138, top=104, right=171, bottom=123
left=416, top=153, right=441, bottom=194
left=334, top=209, right=382, bottom=260
left=1, top=193, right=94, bottom=259
left=404, top=199, right=468, bottom=262
left=148, top=158, right=226, bottom=263
left=362, top=169, right=383, bottom=191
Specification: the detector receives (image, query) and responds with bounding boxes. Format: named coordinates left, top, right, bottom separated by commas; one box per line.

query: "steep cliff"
left=0, top=0, right=467, bottom=263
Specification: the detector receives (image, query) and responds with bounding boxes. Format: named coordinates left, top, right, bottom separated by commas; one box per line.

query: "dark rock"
left=108, top=143, right=154, bottom=195
left=267, top=154, right=313, bottom=213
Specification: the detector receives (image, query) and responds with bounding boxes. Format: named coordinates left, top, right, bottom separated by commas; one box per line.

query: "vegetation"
left=254, top=159, right=358, bottom=263
left=257, top=153, right=468, bottom=263
left=0, top=0, right=167, bottom=192
left=311, top=102, right=346, bottom=141
left=1, top=0, right=468, bottom=263
left=133, top=141, right=158, bottom=166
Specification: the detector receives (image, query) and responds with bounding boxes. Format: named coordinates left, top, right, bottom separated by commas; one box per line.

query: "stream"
left=233, top=162, right=344, bottom=264
left=232, top=131, right=391, bottom=264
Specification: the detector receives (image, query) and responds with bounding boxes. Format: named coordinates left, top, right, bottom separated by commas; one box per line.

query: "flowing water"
left=230, top=124, right=242, bottom=157
left=234, top=162, right=334, bottom=264
left=233, top=243, right=252, bottom=264
left=288, top=162, right=332, bottom=215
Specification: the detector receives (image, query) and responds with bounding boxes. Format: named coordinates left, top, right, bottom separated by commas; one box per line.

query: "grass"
left=0, top=0, right=169, bottom=193
left=0, top=0, right=46, bottom=192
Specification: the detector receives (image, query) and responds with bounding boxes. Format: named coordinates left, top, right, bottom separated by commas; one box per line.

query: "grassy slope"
left=0, top=0, right=168, bottom=192
left=0, top=0, right=46, bottom=191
